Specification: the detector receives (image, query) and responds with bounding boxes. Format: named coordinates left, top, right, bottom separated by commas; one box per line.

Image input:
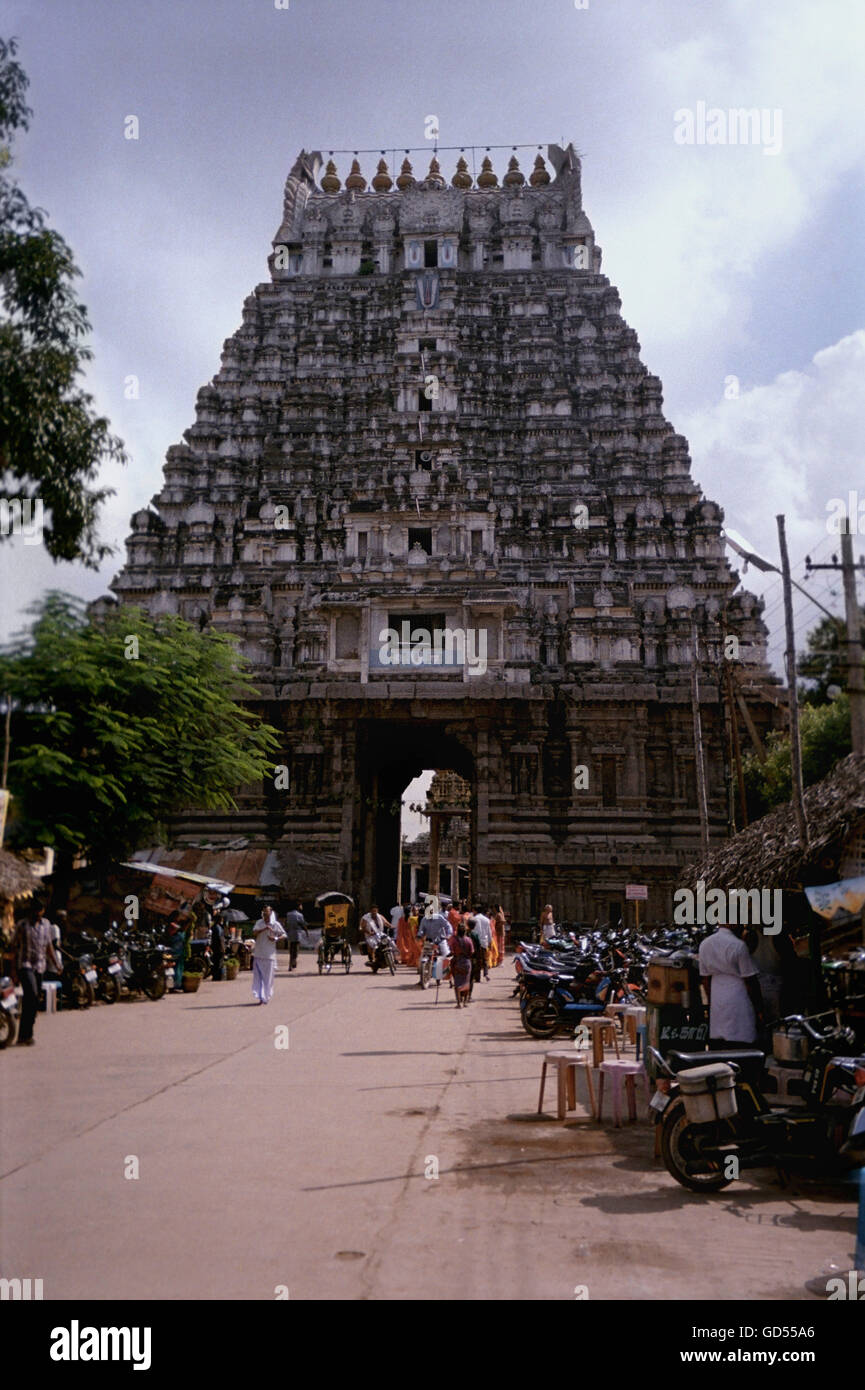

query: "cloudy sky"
left=3, top=0, right=864, bottom=685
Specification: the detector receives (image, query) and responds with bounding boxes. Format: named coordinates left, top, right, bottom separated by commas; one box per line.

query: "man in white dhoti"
left=251, top=904, right=286, bottom=1004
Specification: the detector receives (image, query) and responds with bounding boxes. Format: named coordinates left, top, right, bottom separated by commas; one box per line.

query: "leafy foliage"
left=0, top=593, right=279, bottom=861
left=797, top=608, right=865, bottom=705
left=743, top=693, right=852, bottom=818
left=0, top=37, right=126, bottom=564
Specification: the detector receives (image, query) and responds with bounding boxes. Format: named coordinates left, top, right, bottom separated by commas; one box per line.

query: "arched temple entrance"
left=354, top=719, right=475, bottom=908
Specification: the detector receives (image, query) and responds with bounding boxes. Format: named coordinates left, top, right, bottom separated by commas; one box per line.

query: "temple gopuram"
left=109, top=142, right=779, bottom=921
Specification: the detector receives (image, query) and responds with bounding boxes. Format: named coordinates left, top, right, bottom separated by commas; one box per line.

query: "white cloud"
left=603, top=0, right=865, bottom=349
left=680, top=329, right=865, bottom=662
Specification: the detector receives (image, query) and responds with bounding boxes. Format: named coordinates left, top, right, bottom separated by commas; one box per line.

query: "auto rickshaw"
left=315, top=892, right=354, bottom=975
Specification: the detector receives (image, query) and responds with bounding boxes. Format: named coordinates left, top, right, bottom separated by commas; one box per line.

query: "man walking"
left=210, top=898, right=227, bottom=981
left=698, top=919, right=764, bottom=1047
left=251, top=904, right=286, bottom=1004
left=14, top=904, right=61, bottom=1046
left=283, top=899, right=308, bottom=972
left=471, top=904, right=492, bottom=981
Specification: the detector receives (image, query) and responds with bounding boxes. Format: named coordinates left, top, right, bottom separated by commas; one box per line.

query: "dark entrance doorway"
left=354, top=720, right=474, bottom=908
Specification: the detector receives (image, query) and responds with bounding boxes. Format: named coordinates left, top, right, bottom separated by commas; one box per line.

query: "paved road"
left=1, top=957, right=857, bottom=1300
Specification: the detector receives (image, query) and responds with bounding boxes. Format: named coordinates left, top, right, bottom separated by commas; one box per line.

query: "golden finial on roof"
left=321, top=158, right=341, bottom=193
left=477, top=155, right=498, bottom=189
left=529, top=153, right=550, bottom=186
left=345, top=158, right=366, bottom=191
left=396, top=156, right=415, bottom=190
left=426, top=154, right=445, bottom=188
left=371, top=157, right=393, bottom=191
left=503, top=154, right=525, bottom=186
left=451, top=155, right=472, bottom=189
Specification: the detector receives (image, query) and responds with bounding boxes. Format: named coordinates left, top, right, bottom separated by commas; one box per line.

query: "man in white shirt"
left=251, top=904, right=286, bottom=1004
left=471, top=907, right=492, bottom=980
left=417, top=899, right=451, bottom=959
left=698, top=922, right=764, bottom=1047
left=389, top=904, right=404, bottom=940
left=360, top=905, right=388, bottom=965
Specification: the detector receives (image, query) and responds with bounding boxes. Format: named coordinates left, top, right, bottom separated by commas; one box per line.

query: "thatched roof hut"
left=680, top=752, right=865, bottom=893
left=0, top=848, right=38, bottom=943
left=0, top=848, right=38, bottom=902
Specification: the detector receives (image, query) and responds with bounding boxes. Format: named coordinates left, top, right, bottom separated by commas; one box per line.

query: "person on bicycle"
left=417, top=901, right=451, bottom=959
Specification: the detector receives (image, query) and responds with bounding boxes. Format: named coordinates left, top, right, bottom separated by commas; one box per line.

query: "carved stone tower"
left=111, top=143, right=776, bottom=919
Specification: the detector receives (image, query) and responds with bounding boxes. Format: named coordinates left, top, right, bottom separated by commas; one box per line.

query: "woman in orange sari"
left=492, top=906, right=507, bottom=966
left=396, top=907, right=420, bottom=966
left=487, top=924, right=499, bottom=969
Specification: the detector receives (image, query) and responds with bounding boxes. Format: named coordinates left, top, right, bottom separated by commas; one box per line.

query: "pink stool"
left=597, top=1059, right=650, bottom=1127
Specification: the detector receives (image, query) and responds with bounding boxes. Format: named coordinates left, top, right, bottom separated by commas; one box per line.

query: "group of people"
left=162, top=891, right=308, bottom=1000
left=5, top=889, right=511, bottom=1027
left=376, top=900, right=508, bottom=976
left=360, top=899, right=507, bottom=1008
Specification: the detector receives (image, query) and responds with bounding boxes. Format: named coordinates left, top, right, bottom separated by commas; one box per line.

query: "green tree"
left=0, top=37, right=126, bottom=564
left=743, top=693, right=852, bottom=818
left=797, top=607, right=865, bottom=705
left=0, top=593, right=279, bottom=895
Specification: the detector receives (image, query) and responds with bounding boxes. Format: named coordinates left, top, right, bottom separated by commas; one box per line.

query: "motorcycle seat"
left=667, top=1048, right=765, bottom=1082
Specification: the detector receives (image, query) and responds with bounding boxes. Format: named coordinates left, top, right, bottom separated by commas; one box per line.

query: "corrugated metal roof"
left=133, top=847, right=269, bottom=890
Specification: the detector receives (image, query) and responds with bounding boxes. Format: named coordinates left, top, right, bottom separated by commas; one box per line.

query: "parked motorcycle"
left=0, top=975, right=21, bottom=1047
left=651, top=1012, right=865, bottom=1192
left=91, top=933, right=124, bottom=1004
left=521, top=973, right=609, bottom=1038
left=61, top=944, right=98, bottom=1009
left=117, top=930, right=174, bottom=1000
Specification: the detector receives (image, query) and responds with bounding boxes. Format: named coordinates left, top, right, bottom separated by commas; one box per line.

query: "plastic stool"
left=597, top=1059, right=651, bottom=1127
left=605, top=1002, right=630, bottom=1036
left=537, top=1050, right=597, bottom=1120
left=585, top=1015, right=620, bottom=1067
left=42, top=981, right=60, bottom=1013
left=623, top=1005, right=647, bottom=1048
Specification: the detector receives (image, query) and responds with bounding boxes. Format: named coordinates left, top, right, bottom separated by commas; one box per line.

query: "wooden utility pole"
left=1, top=692, right=10, bottom=790
left=690, top=624, right=710, bottom=858
left=840, top=523, right=865, bottom=754
left=724, top=660, right=748, bottom=827
left=804, top=518, right=865, bottom=754
left=428, top=813, right=441, bottom=900
left=0, top=693, right=10, bottom=850
left=777, top=514, right=809, bottom=846
left=735, top=688, right=767, bottom=763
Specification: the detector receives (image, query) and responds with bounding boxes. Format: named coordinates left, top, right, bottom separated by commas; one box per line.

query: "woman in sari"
left=396, top=908, right=420, bottom=966
left=492, top=906, right=507, bottom=966
left=448, top=922, right=474, bottom=1008
left=486, top=908, right=499, bottom=969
